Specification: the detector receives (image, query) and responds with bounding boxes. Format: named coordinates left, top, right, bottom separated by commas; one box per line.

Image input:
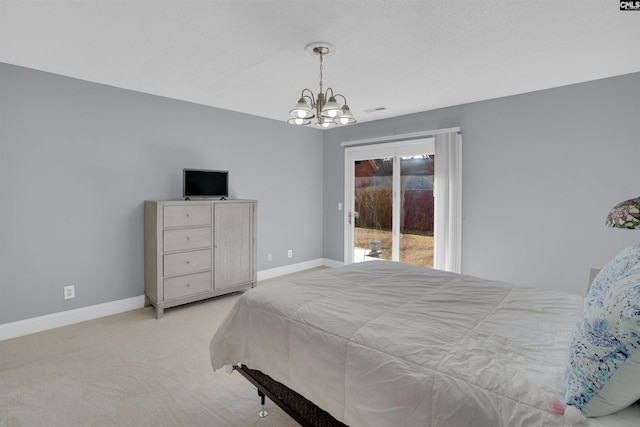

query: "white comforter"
left=210, top=261, right=640, bottom=426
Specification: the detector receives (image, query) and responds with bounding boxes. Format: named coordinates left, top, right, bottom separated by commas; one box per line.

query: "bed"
left=209, top=259, right=640, bottom=426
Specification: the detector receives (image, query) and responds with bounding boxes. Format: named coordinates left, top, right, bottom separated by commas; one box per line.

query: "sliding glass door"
left=346, top=139, right=435, bottom=267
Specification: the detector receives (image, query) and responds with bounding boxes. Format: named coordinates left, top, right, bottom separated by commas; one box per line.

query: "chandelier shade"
left=287, top=43, right=356, bottom=128
left=606, top=196, right=640, bottom=229
left=289, top=98, right=314, bottom=119
left=316, top=117, right=335, bottom=128
left=320, top=96, right=343, bottom=118
left=339, top=105, right=357, bottom=124
left=287, top=116, right=312, bottom=126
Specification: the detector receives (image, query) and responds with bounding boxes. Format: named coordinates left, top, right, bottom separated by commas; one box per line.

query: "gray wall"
left=0, top=63, right=323, bottom=324
left=323, top=72, right=640, bottom=296
left=2, top=63, right=638, bottom=325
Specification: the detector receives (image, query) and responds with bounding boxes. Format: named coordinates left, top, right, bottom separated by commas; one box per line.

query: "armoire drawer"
left=163, top=204, right=212, bottom=228
left=163, top=227, right=211, bottom=252
left=164, top=271, right=212, bottom=300
left=163, top=249, right=211, bottom=277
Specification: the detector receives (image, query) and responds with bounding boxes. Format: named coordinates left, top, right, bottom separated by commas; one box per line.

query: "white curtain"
left=434, top=131, right=462, bottom=273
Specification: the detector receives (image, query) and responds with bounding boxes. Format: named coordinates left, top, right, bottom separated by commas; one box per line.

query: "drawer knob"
left=186, top=283, right=191, bottom=287
left=186, top=260, right=191, bottom=264
left=186, top=237, right=191, bottom=240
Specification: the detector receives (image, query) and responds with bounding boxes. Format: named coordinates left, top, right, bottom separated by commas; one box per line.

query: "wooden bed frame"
left=234, top=365, right=348, bottom=427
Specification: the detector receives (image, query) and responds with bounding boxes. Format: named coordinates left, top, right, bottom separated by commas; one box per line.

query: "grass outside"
left=354, top=227, right=434, bottom=268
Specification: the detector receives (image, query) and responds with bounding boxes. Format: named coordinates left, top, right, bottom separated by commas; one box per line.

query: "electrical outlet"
left=64, top=285, right=75, bottom=300
left=268, top=253, right=272, bottom=262
left=288, top=249, right=293, bottom=258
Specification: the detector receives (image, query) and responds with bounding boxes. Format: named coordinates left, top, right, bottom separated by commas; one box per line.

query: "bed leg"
left=258, top=390, right=268, bottom=418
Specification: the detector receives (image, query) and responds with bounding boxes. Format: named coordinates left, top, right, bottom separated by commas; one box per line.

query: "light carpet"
left=0, top=290, right=300, bottom=427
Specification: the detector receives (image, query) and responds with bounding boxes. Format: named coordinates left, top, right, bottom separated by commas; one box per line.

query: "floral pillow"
left=564, top=243, right=640, bottom=417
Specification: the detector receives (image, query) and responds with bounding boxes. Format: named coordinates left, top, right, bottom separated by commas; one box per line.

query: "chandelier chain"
left=319, top=51, right=324, bottom=96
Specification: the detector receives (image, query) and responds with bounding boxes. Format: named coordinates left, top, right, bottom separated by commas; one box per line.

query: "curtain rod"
left=340, top=127, right=461, bottom=147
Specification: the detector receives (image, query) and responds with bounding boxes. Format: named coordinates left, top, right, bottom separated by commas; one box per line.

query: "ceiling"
left=1, top=1, right=639, bottom=128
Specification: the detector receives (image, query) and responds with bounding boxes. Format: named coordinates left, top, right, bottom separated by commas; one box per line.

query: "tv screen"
left=183, top=169, right=229, bottom=199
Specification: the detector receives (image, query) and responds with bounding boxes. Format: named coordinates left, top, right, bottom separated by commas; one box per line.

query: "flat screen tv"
left=183, top=169, right=229, bottom=199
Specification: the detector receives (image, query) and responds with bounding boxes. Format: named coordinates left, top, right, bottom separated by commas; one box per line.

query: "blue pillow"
left=564, top=243, right=640, bottom=416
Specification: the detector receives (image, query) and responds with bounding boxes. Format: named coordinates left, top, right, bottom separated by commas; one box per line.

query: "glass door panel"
left=353, top=158, right=393, bottom=262
left=399, top=155, right=435, bottom=267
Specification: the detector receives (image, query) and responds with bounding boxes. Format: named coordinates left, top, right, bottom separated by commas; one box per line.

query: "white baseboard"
left=1, top=258, right=344, bottom=341
left=0, top=296, right=146, bottom=342
left=257, top=258, right=343, bottom=281
left=321, top=258, right=345, bottom=269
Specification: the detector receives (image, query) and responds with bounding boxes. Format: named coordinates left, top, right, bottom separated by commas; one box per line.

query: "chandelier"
left=288, top=42, right=356, bottom=128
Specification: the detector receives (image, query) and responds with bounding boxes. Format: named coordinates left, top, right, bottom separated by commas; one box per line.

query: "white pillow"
left=564, top=243, right=640, bottom=416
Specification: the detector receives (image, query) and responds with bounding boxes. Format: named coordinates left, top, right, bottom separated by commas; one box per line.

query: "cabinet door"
left=214, top=202, right=254, bottom=289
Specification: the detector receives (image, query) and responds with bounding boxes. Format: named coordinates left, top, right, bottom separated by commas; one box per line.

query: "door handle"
left=348, top=211, right=359, bottom=224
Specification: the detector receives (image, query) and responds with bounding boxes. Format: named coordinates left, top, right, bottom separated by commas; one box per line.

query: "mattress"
left=210, top=261, right=640, bottom=426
